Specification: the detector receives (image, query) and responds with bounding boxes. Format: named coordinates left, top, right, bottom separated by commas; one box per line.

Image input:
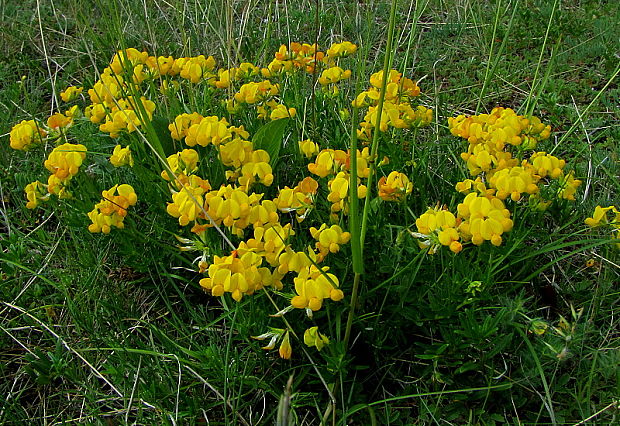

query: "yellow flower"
left=169, top=113, right=204, bottom=141
left=60, top=86, right=83, bottom=102
left=178, top=55, right=216, bottom=83
left=556, top=171, right=581, bottom=201
left=161, top=149, right=199, bottom=180
left=298, top=139, right=319, bottom=158
left=291, top=265, right=344, bottom=311
left=378, top=171, right=413, bottom=201
left=271, top=105, right=296, bottom=120
left=326, top=41, right=357, bottom=60
left=530, top=152, right=565, bottom=179
left=44, top=143, right=87, bottom=180
left=457, top=193, right=513, bottom=246
left=88, top=71, right=124, bottom=104
left=369, top=69, right=402, bottom=89
left=308, top=149, right=347, bottom=178
left=318, top=66, right=351, bottom=85
left=84, top=103, right=107, bottom=124
left=146, top=55, right=175, bottom=76
left=245, top=224, right=294, bottom=266
left=166, top=181, right=207, bottom=226
left=413, top=207, right=462, bottom=254
left=109, top=48, right=149, bottom=75
left=274, top=177, right=318, bottom=222
left=199, top=244, right=275, bottom=301
left=24, top=181, right=50, bottom=209
left=234, top=81, right=279, bottom=104
left=310, top=224, right=351, bottom=261
left=185, top=116, right=232, bottom=147
left=9, top=120, right=46, bottom=150
left=279, top=331, right=292, bottom=359
left=238, top=150, right=274, bottom=189
left=584, top=205, right=618, bottom=227
left=277, top=247, right=317, bottom=274
left=110, top=145, right=134, bottom=167
left=65, top=105, right=81, bottom=119
left=304, top=327, right=329, bottom=351
left=87, top=184, right=138, bottom=233
left=490, top=166, right=539, bottom=201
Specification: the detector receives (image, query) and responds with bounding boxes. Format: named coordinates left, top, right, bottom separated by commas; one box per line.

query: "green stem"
left=359, top=0, right=399, bottom=251
left=348, top=110, right=363, bottom=274
left=410, top=127, right=418, bottom=163
left=343, top=272, right=362, bottom=349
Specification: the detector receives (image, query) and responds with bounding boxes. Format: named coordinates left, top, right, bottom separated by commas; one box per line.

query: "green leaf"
left=150, top=116, right=176, bottom=157
left=252, top=118, right=289, bottom=167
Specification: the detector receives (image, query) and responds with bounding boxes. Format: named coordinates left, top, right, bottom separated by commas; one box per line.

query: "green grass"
left=1, top=0, right=619, bottom=424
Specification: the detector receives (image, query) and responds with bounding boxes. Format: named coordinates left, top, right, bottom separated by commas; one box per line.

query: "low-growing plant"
left=4, top=0, right=619, bottom=423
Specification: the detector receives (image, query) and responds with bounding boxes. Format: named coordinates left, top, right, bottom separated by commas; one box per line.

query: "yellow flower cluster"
left=15, top=43, right=381, bottom=362
left=214, top=63, right=259, bottom=88
left=87, top=184, right=138, bottom=234
left=199, top=244, right=283, bottom=301
left=44, top=143, right=87, bottom=196
left=184, top=115, right=234, bottom=147
left=414, top=192, right=513, bottom=252
left=272, top=42, right=325, bottom=73
left=169, top=113, right=273, bottom=190
left=108, top=48, right=217, bottom=83
left=246, top=224, right=294, bottom=265
left=291, top=265, right=344, bottom=311
left=449, top=108, right=581, bottom=205
left=325, top=41, right=357, bottom=61
left=414, top=207, right=462, bottom=254
left=96, top=96, right=156, bottom=138
left=204, top=186, right=276, bottom=234
left=110, top=145, right=134, bottom=167
left=24, top=181, right=50, bottom=209
left=9, top=120, right=47, bottom=150
left=161, top=149, right=199, bottom=181
left=310, top=224, right=351, bottom=261
left=318, top=66, right=352, bottom=87
left=47, top=112, right=73, bottom=130
left=10, top=108, right=79, bottom=151
left=457, top=193, right=513, bottom=246
left=306, top=148, right=371, bottom=218
left=260, top=41, right=356, bottom=79
left=161, top=114, right=352, bottom=314
left=234, top=80, right=279, bottom=104
left=166, top=176, right=211, bottom=227
left=60, top=86, right=83, bottom=102
left=274, top=177, right=319, bottom=222
left=169, top=113, right=204, bottom=141
left=352, top=69, right=431, bottom=138
left=256, top=100, right=296, bottom=121
left=378, top=171, right=413, bottom=201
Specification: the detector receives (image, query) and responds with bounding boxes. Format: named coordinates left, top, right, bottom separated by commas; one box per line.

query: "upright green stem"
left=326, top=2, right=399, bottom=422
left=348, top=105, right=363, bottom=275
left=343, top=272, right=361, bottom=349
left=359, top=0, right=399, bottom=251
